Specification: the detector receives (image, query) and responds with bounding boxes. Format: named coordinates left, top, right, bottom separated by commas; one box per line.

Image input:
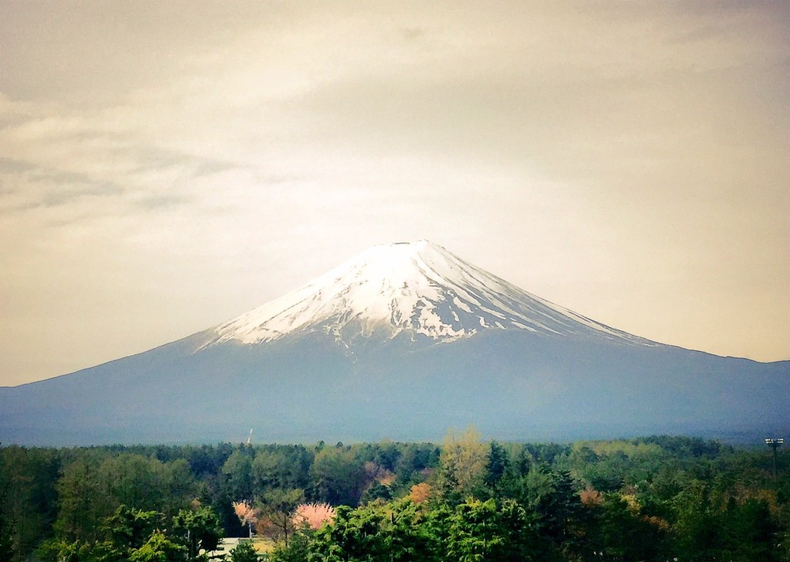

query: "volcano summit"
left=1, top=241, right=787, bottom=445
left=209, top=240, right=649, bottom=347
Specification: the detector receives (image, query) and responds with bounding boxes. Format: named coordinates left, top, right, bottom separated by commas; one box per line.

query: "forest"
left=1, top=431, right=787, bottom=561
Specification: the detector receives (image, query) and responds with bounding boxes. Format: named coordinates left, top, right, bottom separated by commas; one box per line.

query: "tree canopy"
left=0, top=434, right=787, bottom=562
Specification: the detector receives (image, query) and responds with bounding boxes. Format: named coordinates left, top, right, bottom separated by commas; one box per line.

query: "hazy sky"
left=1, top=1, right=788, bottom=386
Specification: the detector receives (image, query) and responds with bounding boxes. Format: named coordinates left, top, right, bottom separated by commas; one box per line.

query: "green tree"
left=672, top=481, right=723, bottom=561
left=230, top=540, right=260, bottom=562
left=484, top=441, right=509, bottom=495
left=596, top=495, right=667, bottom=562
left=374, top=440, right=402, bottom=473
left=534, top=471, right=576, bottom=535
left=0, top=513, right=12, bottom=562
left=35, top=539, right=94, bottom=562
left=253, top=446, right=312, bottom=493
left=309, top=447, right=365, bottom=506
left=270, top=527, right=313, bottom=562
left=446, top=498, right=535, bottom=562
left=360, top=481, right=392, bottom=504
left=99, top=454, right=167, bottom=512
left=1, top=446, right=60, bottom=560
left=308, top=504, right=387, bottom=562
left=496, top=499, right=539, bottom=562
left=447, top=499, right=502, bottom=562
left=54, top=457, right=105, bottom=542
left=385, top=499, right=441, bottom=562
left=172, top=506, right=223, bottom=561
left=257, top=488, right=305, bottom=547
left=0, top=470, right=14, bottom=562
left=223, top=449, right=255, bottom=502
left=102, top=504, right=158, bottom=551
left=720, top=498, right=780, bottom=562
left=162, top=458, right=199, bottom=518
left=129, top=530, right=186, bottom=562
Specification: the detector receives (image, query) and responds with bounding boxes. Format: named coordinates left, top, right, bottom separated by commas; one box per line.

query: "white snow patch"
left=453, top=297, right=473, bottom=313
left=206, top=240, right=655, bottom=349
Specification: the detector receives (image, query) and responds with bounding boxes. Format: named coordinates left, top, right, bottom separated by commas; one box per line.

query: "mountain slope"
left=1, top=241, right=787, bottom=446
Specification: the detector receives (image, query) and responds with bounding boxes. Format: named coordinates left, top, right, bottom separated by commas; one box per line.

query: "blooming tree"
left=292, top=502, right=336, bottom=530
left=232, top=501, right=259, bottom=538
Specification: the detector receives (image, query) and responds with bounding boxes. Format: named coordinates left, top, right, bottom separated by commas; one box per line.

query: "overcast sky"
left=1, top=1, right=788, bottom=386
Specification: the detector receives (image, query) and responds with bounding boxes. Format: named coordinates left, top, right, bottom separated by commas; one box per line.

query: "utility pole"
left=765, top=438, right=783, bottom=479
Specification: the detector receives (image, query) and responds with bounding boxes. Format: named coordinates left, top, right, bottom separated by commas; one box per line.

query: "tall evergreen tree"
left=484, top=441, right=509, bottom=494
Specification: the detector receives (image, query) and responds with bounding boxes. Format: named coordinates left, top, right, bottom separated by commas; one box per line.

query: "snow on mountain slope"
left=207, top=240, right=655, bottom=348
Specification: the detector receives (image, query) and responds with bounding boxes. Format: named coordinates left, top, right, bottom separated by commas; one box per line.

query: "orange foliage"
left=643, top=514, right=670, bottom=531
left=233, top=501, right=260, bottom=526
left=408, top=483, right=431, bottom=504
left=579, top=488, right=603, bottom=506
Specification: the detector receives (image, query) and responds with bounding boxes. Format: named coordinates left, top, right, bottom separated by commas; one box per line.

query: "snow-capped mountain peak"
left=208, top=240, right=652, bottom=347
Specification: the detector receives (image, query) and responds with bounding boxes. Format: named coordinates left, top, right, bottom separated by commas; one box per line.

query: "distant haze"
left=0, top=1, right=788, bottom=386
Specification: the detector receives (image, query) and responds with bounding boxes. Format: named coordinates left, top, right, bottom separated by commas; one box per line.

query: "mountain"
left=1, top=240, right=787, bottom=446
left=206, top=240, right=650, bottom=347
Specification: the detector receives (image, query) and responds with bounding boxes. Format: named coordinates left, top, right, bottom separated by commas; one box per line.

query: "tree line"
left=0, top=432, right=787, bottom=561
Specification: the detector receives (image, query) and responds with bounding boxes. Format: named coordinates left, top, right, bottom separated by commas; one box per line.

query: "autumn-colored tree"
left=438, top=427, right=487, bottom=504
left=408, top=483, right=432, bottom=505
left=579, top=487, right=603, bottom=507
